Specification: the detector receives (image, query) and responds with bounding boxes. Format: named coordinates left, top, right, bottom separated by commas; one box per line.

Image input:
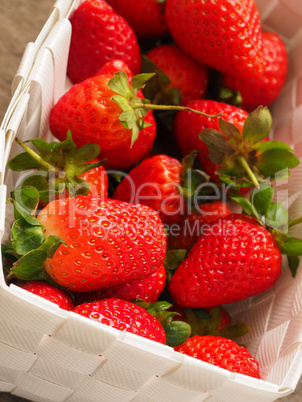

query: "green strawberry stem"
left=238, top=156, right=260, bottom=188
left=15, top=138, right=57, bottom=173
left=131, top=102, right=221, bottom=117
left=289, top=217, right=302, bottom=228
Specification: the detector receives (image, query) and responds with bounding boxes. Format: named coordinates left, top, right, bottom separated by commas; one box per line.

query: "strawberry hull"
left=1, top=0, right=302, bottom=401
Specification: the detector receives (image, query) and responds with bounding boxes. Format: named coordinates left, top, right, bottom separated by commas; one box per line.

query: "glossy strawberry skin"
left=113, top=154, right=183, bottom=224
left=78, top=161, right=108, bottom=200
left=175, top=335, right=260, bottom=379
left=146, top=44, right=208, bottom=105
left=106, top=0, right=169, bottom=40
left=165, top=0, right=263, bottom=81
left=49, top=74, right=156, bottom=165
left=74, top=264, right=166, bottom=304
left=223, top=32, right=288, bottom=111
left=73, top=298, right=166, bottom=343
left=67, top=0, right=141, bottom=83
left=167, top=201, right=231, bottom=250
left=37, top=197, right=167, bottom=292
left=174, top=100, right=248, bottom=180
left=19, top=281, right=74, bottom=310
left=168, top=214, right=282, bottom=308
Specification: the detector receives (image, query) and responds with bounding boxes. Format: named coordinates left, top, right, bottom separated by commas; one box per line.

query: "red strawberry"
left=37, top=196, right=167, bottom=292
left=167, top=201, right=231, bottom=250
left=174, top=100, right=248, bottom=181
left=96, top=59, right=133, bottom=80
left=165, top=0, right=263, bottom=81
left=7, top=133, right=108, bottom=206
left=74, top=264, right=166, bottom=304
left=223, top=32, right=288, bottom=111
left=144, top=44, right=208, bottom=105
left=105, top=0, right=169, bottom=40
left=169, top=213, right=283, bottom=308
left=175, top=335, right=260, bottom=379
left=19, top=281, right=74, bottom=310
left=49, top=72, right=157, bottom=169
left=113, top=154, right=183, bottom=224
left=73, top=298, right=166, bottom=343
left=67, top=0, right=141, bottom=83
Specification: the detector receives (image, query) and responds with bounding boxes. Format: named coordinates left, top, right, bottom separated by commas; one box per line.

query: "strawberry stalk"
left=109, top=71, right=221, bottom=146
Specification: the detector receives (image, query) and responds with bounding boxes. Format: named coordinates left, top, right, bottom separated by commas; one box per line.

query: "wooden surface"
left=0, top=1, right=302, bottom=401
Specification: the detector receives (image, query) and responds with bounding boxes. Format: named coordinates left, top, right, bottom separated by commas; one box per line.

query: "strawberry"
left=113, top=154, right=183, bottom=224
left=7, top=132, right=108, bottom=206
left=223, top=32, right=288, bottom=111
left=67, top=0, right=141, bottom=83
left=168, top=185, right=302, bottom=309
left=174, top=100, right=248, bottom=181
left=174, top=335, right=260, bottom=379
left=175, top=102, right=299, bottom=190
left=73, top=298, right=166, bottom=343
left=105, top=0, right=169, bottom=40
left=19, top=281, right=74, bottom=310
left=165, top=0, right=263, bottom=82
left=143, top=44, right=208, bottom=105
left=74, top=264, right=166, bottom=304
left=50, top=69, right=211, bottom=172
left=167, top=201, right=231, bottom=250
left=36, top=197, right=167, bottom=292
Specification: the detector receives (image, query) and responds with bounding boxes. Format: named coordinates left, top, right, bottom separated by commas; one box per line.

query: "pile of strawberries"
left=4, top=0, right=302, bottom=381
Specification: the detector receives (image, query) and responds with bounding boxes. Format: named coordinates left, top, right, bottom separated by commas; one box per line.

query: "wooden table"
left=0, top=1, right=301, bottom=401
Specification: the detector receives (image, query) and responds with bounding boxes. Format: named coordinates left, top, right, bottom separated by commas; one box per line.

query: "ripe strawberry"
left=165, top=0, right=263, bottom=81
left=67, top=0, right=141, bottom=83
left=175, top=102, right=299, bottom=190
left=223, top=32, right=288, bottom=111
left=49, top=72, right=157, bottom=169
left=96, top=59, right=133, bottom=80
left=174, top=335, right=260, bottom=379
left=73, top=298, right=166, bottom=343
left=36, top=196, right=167, bottom=292
left=174, top=100, right=248, bottom=181
left=19, top=281, right=74, bottom=310
left=113, top=154, right=183, bottom=224
left=169, top=213, right=283, bottom=308
left=74, top=264, right=166, bottom=304
left=167, top=201, right=231, bottom=250
left=144, top=44, right=208, bottom=105
left=7, top=132, right=108, bottom=206
left=105, top=0, right=169, bottom=40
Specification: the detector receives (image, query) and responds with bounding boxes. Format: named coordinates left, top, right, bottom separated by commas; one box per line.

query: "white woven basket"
left=1, top=0, right=302, bottom=401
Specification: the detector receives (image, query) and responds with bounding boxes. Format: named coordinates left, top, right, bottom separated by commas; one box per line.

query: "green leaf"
left=9, top=249, right=47, bottom=281
left=7, top=152, right=41, bottom=171
left=11, top=218, right=45, bottom=255
left=253, top=140, right=293, bottom=153
left=257, top=149, right=300, bottom=178
left=242, top=106, right=273, bottom=144
left=108, top=70, right=132, bottom=97
left=278, top=236, right=302, bottom=257
left=182, top=170, right=209, bottom=198
left=11, top=186, right=40, bottom=217
left=39, top=235, right=66, bottom=258
left=10, top=188, right=42, bottom=226
left=29, top=138, right=56, bottom=156
left=249, top=184, right=274, bottom=216
left=218, top=322, right=250, bottom=339
left=218, top=118, right=242, bottom=145
left=164, top=321, right=191, bottom=347
left=200, top=129, right=235, bottom=155
left=68, top=143, right=100, bottom=163
left=230, top=195, right=260, bottom=220
left=130, top=73, right=156, bottom=93
left=265, top=202, right=288, bottom=229
left=287, top=256, right=300, bottom=277
left=66, top=177, right=90, bottom=197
